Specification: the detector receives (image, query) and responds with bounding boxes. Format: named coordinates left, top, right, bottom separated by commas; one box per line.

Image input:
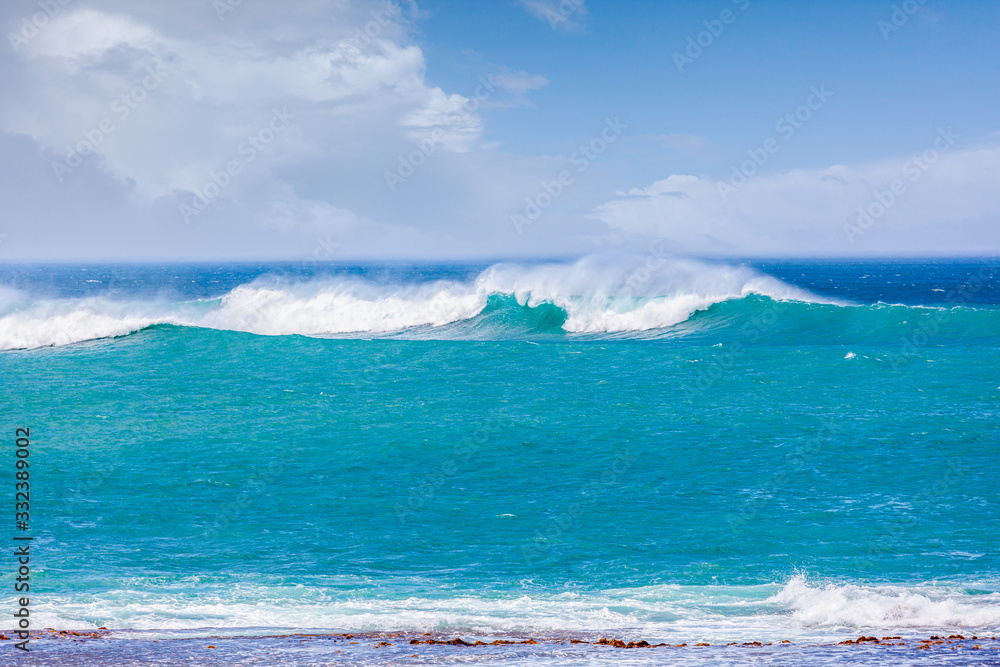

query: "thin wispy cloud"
left=493, top=71, right=549, bottom=95
left=518, top=0, right=587, bottom=32
left=653, top=133, right=709, bottom=155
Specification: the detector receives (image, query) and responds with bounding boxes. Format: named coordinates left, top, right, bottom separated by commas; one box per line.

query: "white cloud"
left=0, top=3, right=484, bottom=200
left=2, top=0, right=992, bottom=262
left=400, top=87, right=484, bottom=152
left=519, top=0, right=587, bottom=32
left=593, top=141, right=1000, bottom=255
left=493, top=71, right=549, bottom=95
left=0, top=0, right=566, bottom=262
left=24, top=9, right=162, bottom=62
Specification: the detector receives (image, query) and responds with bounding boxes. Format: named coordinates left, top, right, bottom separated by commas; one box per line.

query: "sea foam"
left=29, top=575, right=1000, bottom=642
left=0, top=257, right=827, bottom=349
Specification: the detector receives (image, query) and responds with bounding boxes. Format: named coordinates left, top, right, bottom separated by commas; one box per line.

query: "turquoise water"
left=1, top=257, right=999, bottom=655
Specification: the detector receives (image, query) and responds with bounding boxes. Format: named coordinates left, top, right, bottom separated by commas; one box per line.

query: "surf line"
left=13, top=427, right=32, bottom=651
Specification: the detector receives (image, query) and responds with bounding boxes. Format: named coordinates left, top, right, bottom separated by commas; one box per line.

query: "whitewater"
left=30, top=575, right=1000, bottom=643
left=0, top=257, right=832, bottom=349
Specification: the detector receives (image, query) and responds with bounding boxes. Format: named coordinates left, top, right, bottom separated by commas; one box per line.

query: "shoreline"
left=8, top=627, right=998, bottom=648
left=4, top=630, right=998, bottom=666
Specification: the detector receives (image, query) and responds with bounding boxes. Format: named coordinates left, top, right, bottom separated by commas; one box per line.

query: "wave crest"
left=0, top=257, right=831, bottom=349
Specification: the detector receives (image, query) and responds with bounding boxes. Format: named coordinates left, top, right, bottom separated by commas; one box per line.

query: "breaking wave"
left=0, top=257, right=831, bottom=350
left=3, top=256, right=998, bottom=350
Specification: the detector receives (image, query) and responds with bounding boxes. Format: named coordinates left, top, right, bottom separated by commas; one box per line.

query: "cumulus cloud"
left=594, top=139, right=1000, bottom=256
left=0, top=0, right=558, bottom=260
left=1, top=2, right=480, bottom=198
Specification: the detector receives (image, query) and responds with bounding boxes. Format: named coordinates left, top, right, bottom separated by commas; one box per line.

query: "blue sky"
left=422, top=1, right=996, bottom=160
left=1, top=0, right=998, bottom=260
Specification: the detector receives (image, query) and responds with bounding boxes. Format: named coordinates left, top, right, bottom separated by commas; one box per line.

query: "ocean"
left=1, top=256, right=999, bottom=665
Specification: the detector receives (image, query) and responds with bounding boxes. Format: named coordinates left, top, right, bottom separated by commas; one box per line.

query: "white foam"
left=202, top=279, right=485, bottom=336
left=770, top=574, right=1000, bottom=630
left=477, top=257, right=826, bottom=333
left=0, top=297, right=164, bottom=350
left=21, top=576, right=1000, bottom=642
left=0, top=257, right=832, bottom=350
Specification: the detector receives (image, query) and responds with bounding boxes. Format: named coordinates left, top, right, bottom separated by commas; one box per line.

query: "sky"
left=0, top=0, right=998, bottom=261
